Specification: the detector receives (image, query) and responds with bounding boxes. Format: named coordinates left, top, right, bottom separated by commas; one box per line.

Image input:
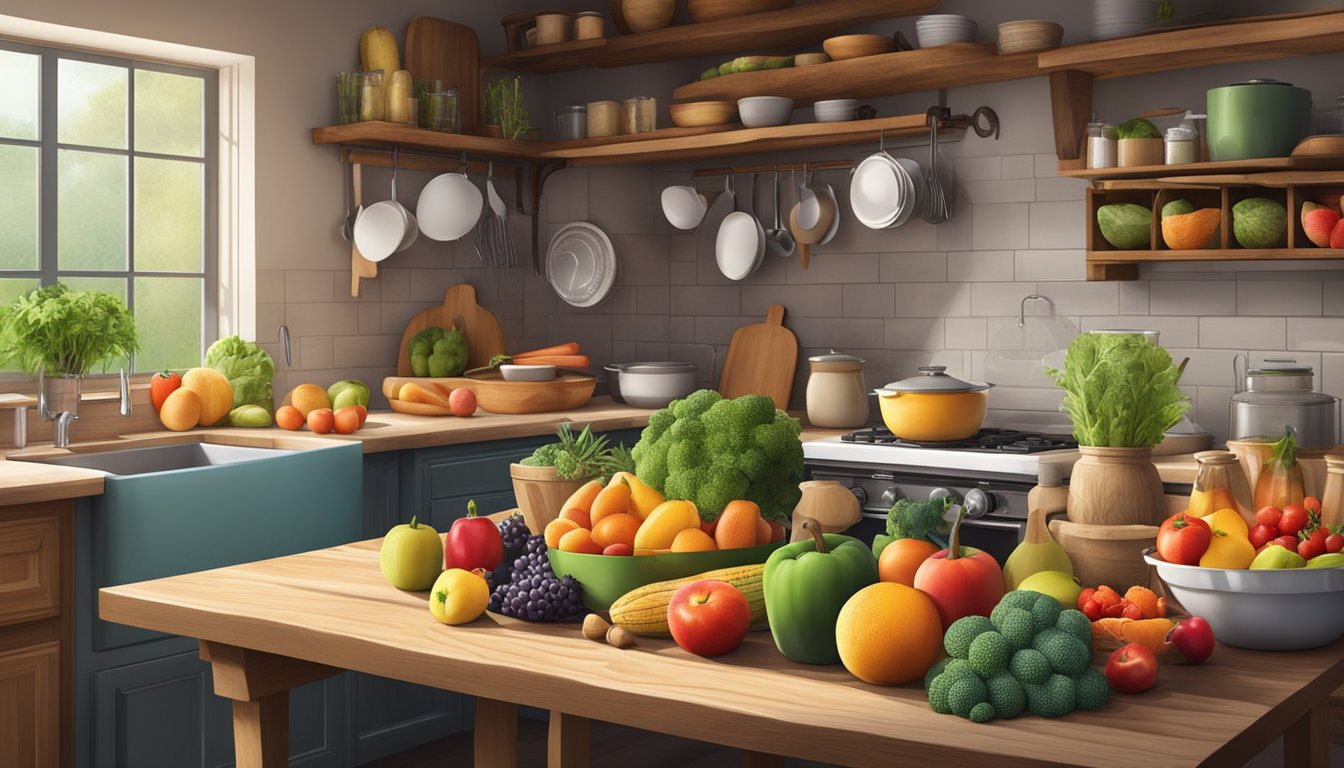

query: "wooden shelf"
left=312, top=114, right=953, bottom=167
left=673, top=44, right=1041, bottom=106
left=1039, top=9, right=1344, bottom=79
left=1060, top=157, right=1344, bottom=182
left=480, top=0, right=937, bottom=74
left=1091, top=248, right=1344, bottom=263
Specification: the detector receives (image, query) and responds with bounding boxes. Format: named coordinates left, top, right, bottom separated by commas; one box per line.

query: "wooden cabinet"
left=0, top=641, right=59, bottom=767
left=0, top=513, right=61, bottom=626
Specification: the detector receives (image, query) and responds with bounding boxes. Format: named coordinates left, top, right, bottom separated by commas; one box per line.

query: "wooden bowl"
left=1292, top=134, right=1344, bottom=158
left=668, top=100, right=736, bottom=127
left=688, top=0, right=791, bottom=24
left=996, top=20, right=1064, bottom=54
left=1050, top=519, right=1161, bottom=592
left=793, top=52, right=831, bottom=67
left=822, top=34, right=896, bottom=61
left=621, top=0, right=675, bottom=32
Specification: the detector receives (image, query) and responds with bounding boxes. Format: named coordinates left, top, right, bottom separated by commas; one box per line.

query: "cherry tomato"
left=1077, top=587, right=1096, bottom=611
left=1249, top=524, right=1278, bottom=549
left=1327, top=533, right=1344, bottom=553
left=1299, top=536, right=1325, bottom=560
left=1104, top=601, right=1126, bottom=619
left=1156, top=512, right=1213, bottom=565
left=1255, top=506, right=1283, bottom=528
left=1279, top=505, right=1309, bottom=535
left=1106, top=644, right=1158, bottom=694
left=1273, top=534, right=1299, bottom=551
left=1081, top=599, right=1103, bottom=621
left=1303, top=497, right=1322, bottom=514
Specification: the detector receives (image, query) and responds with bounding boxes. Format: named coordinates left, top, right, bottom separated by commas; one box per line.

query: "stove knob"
left=963, top=488, right=998, bottom=518
left=881, top=486, right=904, bottom=508
left=849, top=486, right=868, bottom=507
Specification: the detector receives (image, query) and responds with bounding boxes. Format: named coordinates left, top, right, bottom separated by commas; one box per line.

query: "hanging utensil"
left=764, top=168, right=795, bottom=259
left=341, top=161, right=356, bottom=242
left=923, top=107, right=950, bottom=225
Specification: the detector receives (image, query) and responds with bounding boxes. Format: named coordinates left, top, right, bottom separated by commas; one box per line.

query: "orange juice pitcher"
left=1189, top=450, right=1254, bottom=527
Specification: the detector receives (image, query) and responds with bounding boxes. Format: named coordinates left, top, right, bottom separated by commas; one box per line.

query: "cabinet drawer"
left=425, top=449, right=533, bottom=501
left=0, top=641, right=59, bottom=768
left=0, top=512, right=59, bottom=626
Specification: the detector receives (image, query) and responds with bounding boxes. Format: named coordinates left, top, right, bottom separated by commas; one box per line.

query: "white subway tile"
left=989, top=386, right=1064, bottom=411
left=1117, top=281, right=1149, bottom=315
left=1324, top=281, right=1344, bottom=316
left=256, top=271, right=285, bottom=304
left=1198, top=317, right=1286, bottom=350
left=1034, top=154, right=1059, bottom=177
left=358, top=304, right=380, bottom=336
left=286, top=302, right=359, bottom=337
left=1028, top=201, right=1086, bottom=249
left=1288, top=317, right=1344, bottom=351
left=825, top=318, right=885, bottom=349
left=786, top=252, right=879, bottom=284
left=1166, top=349, right=1240, bottom=386
left=936, top=205, right=974, bottom=251
left=971, top=282, right=1038, bottom=316
left=1080, top=316, right=1199, bottom=347
left=892, top=282, right=971, bottom=317
left=255, top=304, right=284, bottom=344
left=301, top=336, right=333, bottom=370
left=972, top=203, right=1029, bottom=250
left=944, top=317, right=987, bottom=349
left=1320, top=353, right=1344, bottom=398
left=884, top=318, right=944, bottom=349
left=742, top=284, right=843, bottom=318
left=1034, top=177, right=1086, bottom=202
left=284, top=270, right=333, bottom=304
left=948, top=250, right=1014, bottom=282
left=962, top=178, right=1036, bottom=205
left=332, top=335, right=401, bottom=369
left=1002, top=155, right=1035, bottom=179
left=843, top=283, right=895, bottom=317
left=953, top=156, right=1001, bottom=181
left=671, top=286, right=739, bottom=316
left=1149, top=280, right=1237, bottom=315
left=1015, top=250, right=1086, bottom=281
left=1194, top=386, right=1233, bottom=444
left=1038, top=282, right=1119, bottom=315
left=1237, top=279, right=1322, bottom=316
left=880, top=251, right=947, bottom=282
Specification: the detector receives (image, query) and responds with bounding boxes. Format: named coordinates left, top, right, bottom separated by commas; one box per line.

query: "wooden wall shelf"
left=1059, top=156, right=1344, bottom=182
left=480, top=0, right=937, bottom=74
left=673, top=44, right=1041, bottom=106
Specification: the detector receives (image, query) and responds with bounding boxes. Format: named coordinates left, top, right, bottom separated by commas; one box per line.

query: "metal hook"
left=459, top=151, right=470, bottom=175
left=878, top=128, right=886, bottom=153
left=1018, top=294, right=1050, bottom=328
left=971, top=106, right=1001, bottom=140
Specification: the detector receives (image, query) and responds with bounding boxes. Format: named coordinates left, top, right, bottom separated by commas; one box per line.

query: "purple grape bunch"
left=487, top=534, right=585, bottom=622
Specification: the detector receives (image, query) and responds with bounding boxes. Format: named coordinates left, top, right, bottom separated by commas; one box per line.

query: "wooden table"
left=100, top=538, right=1344, bottom=768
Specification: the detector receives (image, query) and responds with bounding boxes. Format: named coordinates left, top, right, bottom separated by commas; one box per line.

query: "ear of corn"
left=608, top=564, right=765, bottom=637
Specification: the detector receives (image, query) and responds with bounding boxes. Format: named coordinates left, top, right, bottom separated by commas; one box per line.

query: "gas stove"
left=805, top=427, right=1079, bottom=481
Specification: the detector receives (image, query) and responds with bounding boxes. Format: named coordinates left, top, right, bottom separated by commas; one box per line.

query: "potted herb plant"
left=0, top=284, right=139, bottom=414
left=483, top=76, right=535, bottom=140
left=509, top=423, right=632, bottom=532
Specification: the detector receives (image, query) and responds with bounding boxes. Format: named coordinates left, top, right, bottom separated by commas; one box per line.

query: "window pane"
left=58, top=149, right=127, bottom=271
left=58, top=59, right=126, bottom=149
left=0, top=50, right=40, bottom=141
left=134, top=70, right=202, bottom=157
left=0, top=145, right=39, bottom=270
left=135, top=157, right=201, bottom=272
left=134, top=276, right=201, bottom=370
left=0, top=278, right=40, bottom=307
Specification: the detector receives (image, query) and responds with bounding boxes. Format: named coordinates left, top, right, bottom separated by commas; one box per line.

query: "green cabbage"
left=1045, top=333, right=1189, bottom=448
left=204, top=336, right=276, bottom=412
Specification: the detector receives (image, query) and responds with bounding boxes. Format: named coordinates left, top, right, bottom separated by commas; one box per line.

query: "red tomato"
left=1167, top=617, right=1215, bottom=664
left=306, top=408, right=334, bottom=434
left=1106, top=644, right=1158, bottom=694
left=1255, top=506, right=1282, bottom=528
left=1299, top=536, right=1325, bottom=560
left=1303, top=496, right=1322, bottom=514
left=1121, top=601, right=1143, bottom=620
left=1273, top=534, right=1299, bottom=551
left=912, top=547, right=1006, bottom=629
left=150, top=370, right=182, bottom=412
left=1327, top=533, right=1344, bottom=554
left=1249, top=524, right=1278, bottom=549
left=1156, top=512, right=1212, bottom=566
left=1077, top=587, right=1096, bottom=611
left=444, top=502, right=504, bottom=572
left=1081, top=599, right=1102, bottom=621
left=333, top=406, right=360, bottom=434
left=1279, top=505, right=1309, bottom=535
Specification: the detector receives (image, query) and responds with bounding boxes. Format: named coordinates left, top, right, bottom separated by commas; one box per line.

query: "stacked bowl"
left=1092, top=0, right=1155, bottom=40
left=916, top=14, right=977, bottom=48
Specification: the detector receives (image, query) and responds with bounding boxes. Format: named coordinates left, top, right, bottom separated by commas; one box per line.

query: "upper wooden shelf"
left=480, top=0, right=937, bottom=74
left=672, top=44, right=1041, bottom=106
left=311, top=114, right=953, bottom=168
left=1038, top=9, right=1344, bottom=79
left=1059, top=156, right=1344, bottom=182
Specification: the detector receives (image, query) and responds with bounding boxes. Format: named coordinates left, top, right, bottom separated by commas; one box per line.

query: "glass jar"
left=1086, top=121, right=1117, bottom=169
left=1321, top=453, right=1344, bottom=530
left=1164, top=125, right=1197, bottom=165
left=1254, top=443, right=1306, bottom=510
left=1189, top=450, right=1253, bottom=523
left=359, top=70, right=385, bottom=122
left=622, top=96, right=657, bottom=134
left=423, top=89, right=460, bottom=133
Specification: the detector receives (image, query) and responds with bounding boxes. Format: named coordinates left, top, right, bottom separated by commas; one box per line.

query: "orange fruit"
left=591, top=512, right=641, bottom=549
left=714, top=500, right=760, bottom=550
left=878, top=538, right=941, bottom=587
left=755, top=516, right=772, bottom=545
left=558, top=527, right=603, bottom=554
left=544, top=518, right=580, bottom=549
left=670, top=527, right=717, bottom=552
left=836, top=582, right=943, bottom=685
left=275, top=405, right=304, bottom=430
left=560, top=507, right=592, bottom=529
left=333, top=406, right=361, bottom=434
left=307, top=408, right=334, bottom=434
left=181, top=367, right=233, bottom=426
left=560, top=480, right=603, bottom=516
left=158, top=388, right=201, bottom=431
left=289, top=383, right=332, bottom=417
left=589, top=480, right=633, bottom=526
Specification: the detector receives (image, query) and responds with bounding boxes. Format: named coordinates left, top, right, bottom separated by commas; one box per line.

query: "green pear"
left=327, top=379, right=370, bottom=408
left=1018, top=570, right=1082, bottom=608
left=1249, top=545, right=1307, bottom=570
left=1306, top=552, right=1344, bottom=569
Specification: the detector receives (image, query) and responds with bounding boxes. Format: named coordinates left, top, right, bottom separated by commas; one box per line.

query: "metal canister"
left=555, top=105, right=587, bottom=140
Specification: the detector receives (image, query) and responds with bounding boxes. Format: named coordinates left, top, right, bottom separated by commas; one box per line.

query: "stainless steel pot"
left=1229, top=356, right=1340, bottom=448
left=604, top=362, right=697, bottom=409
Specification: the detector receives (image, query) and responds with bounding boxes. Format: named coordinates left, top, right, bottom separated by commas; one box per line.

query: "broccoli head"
left=631, top=390, right=803, bottom=522
left=986, top=672, right=1026, bottom=719
left=1072, top=667, right=1111, bottom=711
left=1025, top=674, right=1076, bottom=719
left=886, top=497, right=952, bottom=546
left=968, top=631, right=1011, bottom=677
left=944, top=615, right=994, bottom=659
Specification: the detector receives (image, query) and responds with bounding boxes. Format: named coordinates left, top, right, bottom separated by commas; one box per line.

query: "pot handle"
left=873, top=389, right=901, bottom=398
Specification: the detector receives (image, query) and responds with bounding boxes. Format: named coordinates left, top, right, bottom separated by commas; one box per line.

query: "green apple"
left=1306, top=552, right=1344, bottom=569
left=328, top=379, right=370, bottom=409
left=1249, top=544, right=1307, bottom=570
left=1018, top=570, right=1082, bottom=608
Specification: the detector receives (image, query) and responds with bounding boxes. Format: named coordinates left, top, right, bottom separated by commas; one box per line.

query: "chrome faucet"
left=36, top=365, right=133, bottom=448
left=53, top=411, right=78, bottom=448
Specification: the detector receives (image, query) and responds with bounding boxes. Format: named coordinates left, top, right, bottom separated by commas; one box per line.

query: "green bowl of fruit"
left=549, top=542, right=783, bottom=611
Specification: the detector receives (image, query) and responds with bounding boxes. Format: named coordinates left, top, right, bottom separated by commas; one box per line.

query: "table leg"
left=232, top=692, right=288, bottom=768
left=742, top=752, right=784, bottom=768
left=1284, top=698, right=1329, bottom=768
left=548, top=710, right=590, bottom=768
left=474, top=697, right=518, bottom=768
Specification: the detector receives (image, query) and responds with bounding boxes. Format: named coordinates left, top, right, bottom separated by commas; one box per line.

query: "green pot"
left=1206, top=79, right=1311, bottom=161
left=549, top=541, right=784, bottom=610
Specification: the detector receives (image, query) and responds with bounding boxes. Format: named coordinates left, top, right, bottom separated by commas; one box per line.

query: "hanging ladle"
left=764, top=167, right=795, bottom=259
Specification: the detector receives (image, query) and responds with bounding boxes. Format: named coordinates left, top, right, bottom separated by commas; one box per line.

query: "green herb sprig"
left=1045, top=333, right=1189, bottom=448
left=0, top=284, right=139, bottom=376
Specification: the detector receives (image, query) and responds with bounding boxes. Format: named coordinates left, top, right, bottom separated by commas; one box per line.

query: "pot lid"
left=809, top=352, right=865, bottom=364
left=880, top=366, right=993, bottom=393
left=612, top=361, right=696, bottom=374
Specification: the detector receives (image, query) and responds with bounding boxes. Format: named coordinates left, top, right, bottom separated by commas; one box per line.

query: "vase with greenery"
left=0, top=283, right=139, bottom=378
left=485, top=76, right=533, bottom=140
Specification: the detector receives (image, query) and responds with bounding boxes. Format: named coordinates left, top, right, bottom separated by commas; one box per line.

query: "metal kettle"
left=1229, top=356, right=1340, bottom=448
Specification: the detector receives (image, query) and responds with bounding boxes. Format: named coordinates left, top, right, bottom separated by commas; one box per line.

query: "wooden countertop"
left=101, top=535, right=1344, bottom=768
left=0, top=458, right=106, bottom=505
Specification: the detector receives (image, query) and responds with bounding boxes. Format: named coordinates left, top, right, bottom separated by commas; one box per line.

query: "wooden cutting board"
left=404, top=17, right=481, bottom=133
left=718, top=304, right=798, bottom=410
left=351, top=162, right=377, bottom=297
left=395, top=284, right=505, bottom=374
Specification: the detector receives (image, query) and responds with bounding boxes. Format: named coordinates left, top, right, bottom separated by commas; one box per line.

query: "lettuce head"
left=205, top=336, right=276, bottom=412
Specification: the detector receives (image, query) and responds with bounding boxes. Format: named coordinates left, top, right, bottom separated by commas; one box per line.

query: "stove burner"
left=840, top=427, right=1077, bottom=454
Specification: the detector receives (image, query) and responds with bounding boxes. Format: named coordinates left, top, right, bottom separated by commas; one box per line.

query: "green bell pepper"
left=763, top=520, right=878, bottom=664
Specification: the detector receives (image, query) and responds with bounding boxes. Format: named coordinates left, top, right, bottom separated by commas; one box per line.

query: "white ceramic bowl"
left=916, top=14, right=977, bottom=47
left=1144, top=551, right=1344, bottom=650
left=500, top=364, right=557, bottom=381
left=353, top=202, right=409, bottom=262
left=660, top=185, right=708, bottom=230
left=737, top=96, right=794, bottom=128
left=813, top=99, right=858, bottom=123
left=606, top=362, right=697, bottom=409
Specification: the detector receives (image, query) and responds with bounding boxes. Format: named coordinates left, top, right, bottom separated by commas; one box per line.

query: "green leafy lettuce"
left=1115, top=118, right=1161, bottom=140
left=0, top=284, right=138, bottom=375
left=1045, top=333, right=1189, bottom=448
left=204, top=336, right=276, bottom=411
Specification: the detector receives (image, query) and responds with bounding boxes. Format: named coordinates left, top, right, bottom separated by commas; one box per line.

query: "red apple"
left=667, top=579, right=750, bottom=657
left=602, top=543, right=633, bottom=556
left=1167, top=616, right=1214, bottom=664
left=1106, top=643, right=1158, bottom=694
left=1303, top=206, right=1341, bottom=247
left=449, top=387, right=478, bottom=417
left=1331, top=218, right=1344, bottom=250
left=913, top=546, right=1005, bottom=629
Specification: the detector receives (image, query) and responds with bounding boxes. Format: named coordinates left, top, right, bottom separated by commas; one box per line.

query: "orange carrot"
left=513, top=342, right=581, bottom=359
left=511, top=355, right=590, bottom=369
left=1091, top=617, right=1182, bottom=662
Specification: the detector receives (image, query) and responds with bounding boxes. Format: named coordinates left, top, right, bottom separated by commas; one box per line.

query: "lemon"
left=1199, top=530, right=1255, bottom=570
left=1201, top=508, right=1249, bottom=540
left=428, top=569, right=490, bottom=625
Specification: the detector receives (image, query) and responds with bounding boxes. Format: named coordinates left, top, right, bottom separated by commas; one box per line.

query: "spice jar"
left=587, top=100, right=620, bottom=138
left=359, top=71, right=385, bottom=122
left=555, top=105, right=587, bottom=140
left=1086, top=121, right=1117, bottom=169
left=1164, top=125, right=1197, bottom=165
left=575, top=11, right=605, bottom=40
left=622, top=96, right=657, bottom=134
left=1188, top=450, right=1254, bottom=525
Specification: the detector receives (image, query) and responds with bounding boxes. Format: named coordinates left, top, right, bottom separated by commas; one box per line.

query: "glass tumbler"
left=337, top=72, right=361, bottom=124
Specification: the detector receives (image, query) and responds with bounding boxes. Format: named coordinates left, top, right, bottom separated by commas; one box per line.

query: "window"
left=0, top=41, right=217, bottom=372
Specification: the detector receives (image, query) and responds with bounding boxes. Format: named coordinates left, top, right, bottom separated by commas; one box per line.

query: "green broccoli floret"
left=942, top=659, right=974, bottom=681
left=986, top=672, right=1026, bottom=719
left=1072, top=667, right=1111, bottom=711
left=410, top=353, right=430, bottom=377
left=999, top=590, right=1043, bottom=612
left=885, top=498, right=951, bottom=545
left=519, top=443, right=561, bottom=467
left=553, top=452, right=579, bottom=479
left=1009, top=648, right=1051, bottom=685
left=425, top=329, right=469, bottom=377
left=990, top=605, right=1035, bottom=650
left=969, top=702, right=996, bottom=723
left=944, top=616, right=994, bottom=659
left=1025, top=674, right=1076, bottom=718
left=924, top=657, right=950, bottom=691
left=1055, top=609, right=1094, bottom=648
left=969, top=631, right=1011, bottom=678
left=1030, top=595, right=1062, bottom=632
left=947, top=676, right=989, bottom=719
left=927, top=673, right=953, bottom=714
left=1034, top=630, right=1091, bottom=676
left=694, top=466, right=749, bottom=518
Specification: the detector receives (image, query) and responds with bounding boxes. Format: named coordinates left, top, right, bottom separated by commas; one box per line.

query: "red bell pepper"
left=444, top=500, right=504, bottom=572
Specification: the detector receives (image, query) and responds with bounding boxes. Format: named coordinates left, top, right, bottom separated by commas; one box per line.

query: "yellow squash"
left=608, top=564, right=765, bottom=637
left=359, top=26, right=400, bottom=75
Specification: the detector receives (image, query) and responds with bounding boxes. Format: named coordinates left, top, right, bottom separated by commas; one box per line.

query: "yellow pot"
left=874, top=365, right=992, bottom=441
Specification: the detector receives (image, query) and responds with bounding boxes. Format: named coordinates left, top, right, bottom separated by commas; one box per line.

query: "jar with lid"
left=1188, top=450, right=1254, bottom=525
left=587, top=100, right=620, bottom=138
left=555, top=105, right=587, bottom=140
left=805, top=353, right=868, bottom=428
left=1164, top=125, right=1197, bottom=165
left=1086, top=121, right=1117, bottom=169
